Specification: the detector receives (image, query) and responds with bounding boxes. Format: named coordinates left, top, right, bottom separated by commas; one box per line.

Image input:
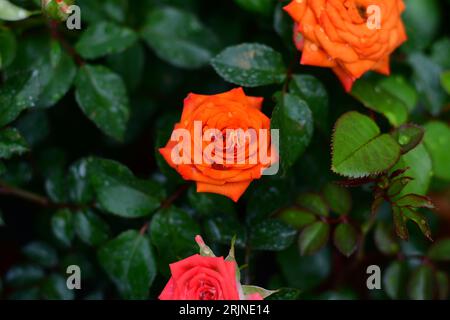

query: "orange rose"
left=159, top=88, right=277, bottom=202
left=284, top=0, right=407, bottom=91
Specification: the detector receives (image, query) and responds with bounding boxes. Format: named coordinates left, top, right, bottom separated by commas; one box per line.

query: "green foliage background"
left=0, top=0, right=449, bottom=300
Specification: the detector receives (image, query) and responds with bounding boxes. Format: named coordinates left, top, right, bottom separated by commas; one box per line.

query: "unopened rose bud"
left=41, top=0, right=75, bottom=21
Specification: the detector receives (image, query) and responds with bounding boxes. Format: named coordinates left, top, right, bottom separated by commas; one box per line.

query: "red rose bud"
left=42, top=0, right=75, bottom=21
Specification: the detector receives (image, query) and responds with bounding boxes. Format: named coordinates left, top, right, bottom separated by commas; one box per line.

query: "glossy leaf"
left=332, top=112, right=401, bottom=178
left=250, top=219, right=296, bottom=251
left=0, top=28, right=16, bottom=69
left=22, top=242, right=58, bottom=268
left=150, top=207, right=200, bottom=269
left=51, top=209, right=74, bottom=247
left=212, top=43, right=286, bottom=87
left=271, top=93, right=313, bottom=173
left=408, top=265, right=434, bottom=300
left=289, top=74, right=329, bottom=132
left=333, top=223, right=358, bottom=257
left=323, top=183, right=351, bottom=215
left=76, top=22, right=138, bottom=59
left=391, top=124, right=424, bottom=155
left=74, top=210, right=110, bottom=246
left=141, top=7, right=219, bottom=69
left=352, top=78, right=409, bottom=127
left=75, top=64, right=130, bottom=141
left=298, top=221, right=330, bottom=256
left=296, top=193, right=328, bottom=217
left=383, top=261, right=408, bottom=299
left=279, top=208, right=317, bottom=229
left=0, top=127, right=28, bottom=159
left=423, top=121, right=450, bottom=181
left=88, top=158, right=163, bottom=218
left=98, top=230, right=156, bottom=299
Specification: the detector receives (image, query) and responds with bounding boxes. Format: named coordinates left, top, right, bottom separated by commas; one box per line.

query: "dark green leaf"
left=351, top=78, right=408, bottom=127
left=0, top=28, right=17, bottom=69
left=8, top=287, right=40, bottom=300
left=298, top=221, right=330, bottom=256
left=436, top=271, right=449, bottom=300
left=76, top=22, right=138, bottom=59
left=5, top=265, right=44, bottom=288
left=234, top=0, right=274, bottom=16
left=74, top=210, right=110, bottom=246
left=289, top=74, right=329, bottom=132
left=277, top=245, right=331, bottom=291
left=150, top=207, right=200, bottom=270
left=423, top=121, right=450, bottom=181
left=88, top=158, right=163, bottom=218
left=141, top=7, right=219, bottom=69
left=246, top=177, right=292, bottom=224
left=15, top=110, right=49, bottom=147
left=98, top=230, right=156, bottom=299
left=75, top=64, right=130, bottom=141
left=266, top=287, right=301, bottom=300
left=279, top=208, right=317, bottom=229
left=41, top=274, right=74, bottom=300
left=427, top=239, right=450, bottom=261
left=383, top=261, right=408, bottom=299
left=0, top=69, right=43, bottom=127
left=408, top=265, right=434, bottom=300
left=323, top=183, right=351, bottom=215
left=204, top=215, right=246, bottom=248
left=67, top=158, right=95, bottom=205
left=36, top=41, right=76, bottom=108
left=441, top=70, right=450, bottom=94
left=212, top=43, right=286, bottom=87
left=391, top=124, right=424, bottom=155
left=295, top=193, right=328, bottom=216
left=187, top=186, right=235, bottom=217
left=22, top=242, right=58, bottom=268
left=390, top=144, right=432, bottom=196
left=331, top=112, right=401, bottom=178
left=374, top=222, right=400, bottom=255
left=250, top=219, right=296, bottom=251
left=51, top=209, right=74, bottom=247
left=378, top=75, right=418, bottom=112
left=106, top=42, right=145, bottom=93
left=333, top=223, right=358, bottom=257
left=431, top=38, right=450, bottom=69
left=408, top=53, right=445, bottom=116
left=0, top=127, right=28, bottom=159
left=271, top=93, right=313, bottom=172
left=402, top=0, right=441, bottom=51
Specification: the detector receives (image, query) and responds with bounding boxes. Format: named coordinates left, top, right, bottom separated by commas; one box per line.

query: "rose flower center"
left=197, top=281, right=218, bottom=300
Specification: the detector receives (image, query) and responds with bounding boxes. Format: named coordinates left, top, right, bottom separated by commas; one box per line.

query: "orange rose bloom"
left=284, top=0, right=407, bottom=91
left=159, top=88, right=276, bottom=202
